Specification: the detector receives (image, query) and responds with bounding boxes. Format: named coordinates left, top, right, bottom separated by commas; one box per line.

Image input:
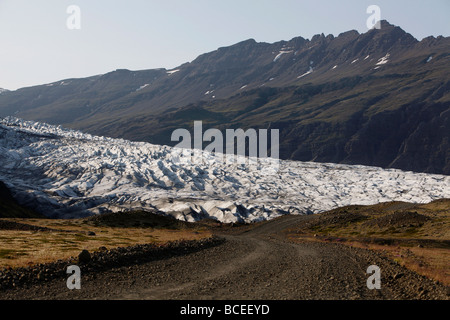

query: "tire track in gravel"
left=116, top=235, right=271, bottom=300
left=108, top=214, right=446, bottom=300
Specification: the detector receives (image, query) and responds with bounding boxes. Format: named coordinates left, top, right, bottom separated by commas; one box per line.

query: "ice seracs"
left=0, top=117, right=449, bottom=223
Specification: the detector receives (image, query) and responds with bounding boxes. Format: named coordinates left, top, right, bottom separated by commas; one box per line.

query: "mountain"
left=0, top=117, right=449, bottom=221
left=0, top=20, right=449, bottom=174
left=0, top=181, right=44, bottom=218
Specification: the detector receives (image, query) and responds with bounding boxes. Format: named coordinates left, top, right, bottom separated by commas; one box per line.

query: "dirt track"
left=1, top=215, right=448, bottom=300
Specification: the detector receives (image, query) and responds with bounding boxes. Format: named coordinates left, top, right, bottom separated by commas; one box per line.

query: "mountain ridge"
left=0, top=20, right=449, bottom=174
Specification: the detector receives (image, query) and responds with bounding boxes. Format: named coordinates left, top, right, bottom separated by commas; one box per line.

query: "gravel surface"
left=1, top=215, right=448, bottom=300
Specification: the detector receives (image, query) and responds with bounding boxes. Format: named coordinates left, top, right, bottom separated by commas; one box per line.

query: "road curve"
left=1, top=215, right=448, bottom=300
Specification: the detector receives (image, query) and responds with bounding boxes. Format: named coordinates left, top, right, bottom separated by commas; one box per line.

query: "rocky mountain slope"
left=0, top=20, right=448, bottom=174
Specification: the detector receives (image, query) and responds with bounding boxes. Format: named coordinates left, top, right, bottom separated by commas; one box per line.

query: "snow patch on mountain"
left=0, top=117, right=449, bottom=223
left=167, top=69, right=180, bottom=75
left=298, top=66, right=314, bottom=79
left=136, top=84, right=150, bottom=92
left=376, top=53, right=390, bottom=66
left=273, top=50, right=293, bottom=62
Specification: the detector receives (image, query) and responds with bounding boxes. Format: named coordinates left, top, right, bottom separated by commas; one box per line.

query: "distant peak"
left=311, top=33, right=326, bottom=42
left=369, top=20, right=410, bottom=35
left=242, top=38, right=257, bottom=44
left=216, top=38, right=258, bottom=52
left=337, top=29, right=360, bottom=38
left=232, top=38, right=257, bottom=47
left=379, top=19, right=396, bottom=28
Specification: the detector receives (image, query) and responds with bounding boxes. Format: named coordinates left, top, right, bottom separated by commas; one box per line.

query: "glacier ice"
left=0, top=117, right=449, bottom=223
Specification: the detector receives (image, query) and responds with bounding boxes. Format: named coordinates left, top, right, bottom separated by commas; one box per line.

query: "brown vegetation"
left=0, top=210, right=211, bottom=269
left=286, top=199, right=450, bottom=286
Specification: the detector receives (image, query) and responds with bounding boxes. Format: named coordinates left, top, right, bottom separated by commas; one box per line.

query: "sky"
left=0, top=0, right=449, bottom=90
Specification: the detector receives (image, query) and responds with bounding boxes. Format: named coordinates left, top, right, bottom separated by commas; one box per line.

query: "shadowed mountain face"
left=0, top=20, right=449, bottom=174
left=0, top=181, right=44, bottom=218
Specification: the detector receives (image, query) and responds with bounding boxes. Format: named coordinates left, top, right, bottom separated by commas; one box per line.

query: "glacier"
left=0, top=117, right=449, bottom=223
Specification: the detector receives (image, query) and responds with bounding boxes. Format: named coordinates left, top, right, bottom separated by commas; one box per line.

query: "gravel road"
left=1, top=215, right=448, bottom=300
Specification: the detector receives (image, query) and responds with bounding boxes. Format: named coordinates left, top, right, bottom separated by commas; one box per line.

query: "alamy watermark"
left=366, top=265, right=381, bottom=290
left=170, top=121, right=280, bottom=172
left=366, top=5, right=381, bottom=30
left=66, top=265, right=81, bottom=289
left=66, top=5, right=81, bottom=30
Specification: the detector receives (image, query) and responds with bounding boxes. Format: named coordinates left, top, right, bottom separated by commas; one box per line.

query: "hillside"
left=286, top=199, right=450, bottom=285
left=0, top=20, right=449, bottom=174
left=0, top=181, right=44, bottom=218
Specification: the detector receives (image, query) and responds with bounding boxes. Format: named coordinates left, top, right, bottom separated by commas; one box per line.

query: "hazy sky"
left=0, top=0, right=449, bottom=90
